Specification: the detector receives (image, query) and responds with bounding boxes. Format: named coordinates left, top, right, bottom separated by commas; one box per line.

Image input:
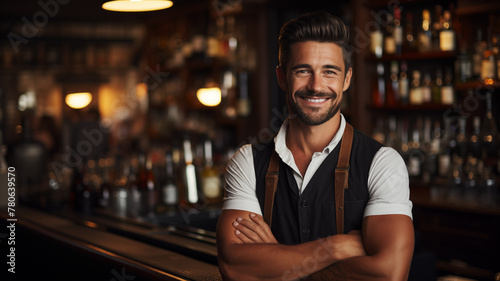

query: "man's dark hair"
left=278, top=11, right=352, bottom=74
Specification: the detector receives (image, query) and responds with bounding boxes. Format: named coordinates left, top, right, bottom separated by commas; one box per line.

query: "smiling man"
left=216, top=11, right=414, bottom=281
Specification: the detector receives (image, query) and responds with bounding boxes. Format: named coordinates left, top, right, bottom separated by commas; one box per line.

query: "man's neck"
left=285, top=114, right=341, bottom=175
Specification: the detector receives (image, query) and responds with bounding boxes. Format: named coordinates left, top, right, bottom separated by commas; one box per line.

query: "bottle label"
left=441, top=86, right=454, bottom=105
left=439, top=31, right=455, bottom=51
left=202, top=175, right=221, bottom=199
left=438, top=154, right=450, bottom=177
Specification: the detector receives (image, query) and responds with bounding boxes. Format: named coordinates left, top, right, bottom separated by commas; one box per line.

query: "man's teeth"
left=304, top=98, right=327, bottom=103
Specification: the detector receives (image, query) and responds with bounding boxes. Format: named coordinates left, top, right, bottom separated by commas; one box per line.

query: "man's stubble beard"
left=288, top=89, right=342, bottom=126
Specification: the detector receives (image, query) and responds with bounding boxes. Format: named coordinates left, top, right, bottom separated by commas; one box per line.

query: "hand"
left=232, top=213, right=279, bottom=244
left=330, top=230, right=366, bottom=261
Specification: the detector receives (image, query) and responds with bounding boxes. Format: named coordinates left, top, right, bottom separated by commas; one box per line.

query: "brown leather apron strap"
left=264, top=150, right=280, bottom=226
left=264, top=123, right=354, bottom=233
left=335, top=123, right=353, bottom=234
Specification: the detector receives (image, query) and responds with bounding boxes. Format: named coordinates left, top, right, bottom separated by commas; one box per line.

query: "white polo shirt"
left=223, top=114, right=413, bottom=219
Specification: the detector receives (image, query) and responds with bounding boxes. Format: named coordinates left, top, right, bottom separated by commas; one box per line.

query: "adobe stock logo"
left=7, top=0, right=71, bottom=53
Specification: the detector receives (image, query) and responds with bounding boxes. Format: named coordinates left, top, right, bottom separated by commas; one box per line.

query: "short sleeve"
left=222, top=144, right=263, bottom=215
left=364, top=147, right=413, bottom=219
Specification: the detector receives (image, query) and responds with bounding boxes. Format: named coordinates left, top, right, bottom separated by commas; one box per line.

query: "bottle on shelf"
left=432, top=68, right=443, bottom=104
left=456, top=41, right=472, bottom=83
left=372, top=63, right=386, bottom=106
left=387, top=60, right=399, bottom=105
left=384, top=12, right=396, bottom=55
left=437, top=117, right=452, bottom=181
left=399, top=61, right=409, bottom=105
left=370, top=23, right=384, bottom=58
left=201, top=138, right=222, bottom=205
left=407, top=118, right=423, bottom=180
left=421, top=73, right=432, bottom=104
left=480, top=92, right=499, bottom=158
left=393, top=6, right=403, bottom=55
left=409, top=70, right=423, bottom=105
left=418, top=9, right=432, bottom=52
left=441, top=67, right=455, bottom=105
left=439, top=10, right=455, bottom=52
left=404, top=12, right=417, bottom=52
left=480, top=28, right=496, bottom=81
left=162, top=149, right=179, bottom=207
left=421, top=117, right=437, bottom=183
left=432, top=5, right=443, bottom=51
left=183, top=136, right=200, bottom=205
left=473, top=29, right=487, bottom=79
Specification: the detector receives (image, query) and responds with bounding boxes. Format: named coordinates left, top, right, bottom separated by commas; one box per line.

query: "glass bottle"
left=393, top=6, right=403, bottom=55
left=373, top=63, right=386, bottom=106
left=409, top=70, right=423, bottom=105
left=480, top=28, right=496, bottom=80
left=480, top=92, right=499, bottom=157
left=473, top=29, right=487, bottom=78
left=162, top=150, right=178, bottom=207
left=441, top=67, right=455, bottom=105
left=439, top=10, right=455, bottom=51
left=404, top=12, right=417, bottom=52
left=201, top=138, right=222, bottom=205
left=183, top=137, right=199, bottom=205
left=418, top=9, right=432, bottom=52
left=370, top=24, right=384, bottom=58
left=432, top=68, right=443, bottom=104
left=421, top=73, right=432, bottom=104
left=388, top=60, right=399, bottom=105
left=384, top=13, right=396, bottom=55
left=399, top=61, right=409, bottom=105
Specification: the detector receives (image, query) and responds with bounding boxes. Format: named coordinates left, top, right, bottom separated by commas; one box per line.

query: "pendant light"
left=102, top=0, right=173, bottom=12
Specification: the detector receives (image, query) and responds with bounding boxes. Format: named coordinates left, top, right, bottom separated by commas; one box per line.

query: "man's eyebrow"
left=290, top=64, right=311, bottom=71
left=323, top=64, right=342, bottom=72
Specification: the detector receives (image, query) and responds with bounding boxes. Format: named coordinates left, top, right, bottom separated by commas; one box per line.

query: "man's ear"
left=276, top=66, right=287, bottom=91
left=343, top=67, right=352, bottom=92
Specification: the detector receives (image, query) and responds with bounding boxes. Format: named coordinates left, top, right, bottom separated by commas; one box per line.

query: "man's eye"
left=324, top=70, right=337, bottom=75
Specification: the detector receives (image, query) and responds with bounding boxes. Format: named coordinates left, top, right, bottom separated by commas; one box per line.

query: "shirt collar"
left=274, top=114, right=346, bottom=157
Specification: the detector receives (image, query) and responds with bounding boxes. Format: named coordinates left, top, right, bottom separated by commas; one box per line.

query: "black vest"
left=252, top=128, right=383, bottom=245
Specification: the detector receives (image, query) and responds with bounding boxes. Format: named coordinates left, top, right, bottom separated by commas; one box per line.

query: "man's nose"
left=306, top=73, right=323, bottom=93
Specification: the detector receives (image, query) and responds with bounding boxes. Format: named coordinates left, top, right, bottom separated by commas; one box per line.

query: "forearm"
left=218, top=237, right=339, bottom=281
left=306, top=255, right=402, bottom=281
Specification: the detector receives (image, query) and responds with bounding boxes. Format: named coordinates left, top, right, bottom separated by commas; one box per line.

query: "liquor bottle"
left=404, top=12, right=417, bottom=52
left=439, top=10, right=455, bottom=51
left=473, top=29, right=487, bottom=78
left=373, top=63, right=386, bottom=106
left=468, top=116, right=482, bottom=161
left=183, top=137, right=199, bottom=204
left=237, top=70, right=251, bottom=117
left=480, top=28, right=496, bottom=80
left=480, top=92, right=499, bottom=158
left=421, top=73, right=432, bottom=104
left=399, top=61, right=409, bottom=105
left=201, top=138, right=222, bottom=205
left=432, top=5, right=443, bottom=51
left=387, top=60, right=399, bottom=105
left=393, top=6, right=403, bottom=55
left=384, top=12, right=396, bottom=55
left=432, top=68, right=443, bottom=104
left=409, top=70, right=423, bottom=105
left=385, top=116, right=399, bottom=150
left=162, top=150, right=178, bottom=207
left=141, top=154, right=157, bottom=217
left=370, top=24, right=384, bottom=58
left=408, top=118, right=423, bottom=180
left=456, top=43, right=472, bottom=82
left=441, top=67, right=455, bottom=105
left=438, top=117, right=452, bottom=180
left=418, top=9, right=432, bottom=52
left=421, top=117, right=437, bottom=183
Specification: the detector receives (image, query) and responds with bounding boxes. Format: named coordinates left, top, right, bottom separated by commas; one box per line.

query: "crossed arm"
left=216, top=209, right=414, bottom=281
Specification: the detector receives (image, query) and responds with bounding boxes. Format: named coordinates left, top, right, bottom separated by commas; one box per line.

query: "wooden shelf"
left=454, top=79, right=500, bottom=91
left=367, top=103, right=453, bottom=112
left=366, top=51, right=456, bottom=62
